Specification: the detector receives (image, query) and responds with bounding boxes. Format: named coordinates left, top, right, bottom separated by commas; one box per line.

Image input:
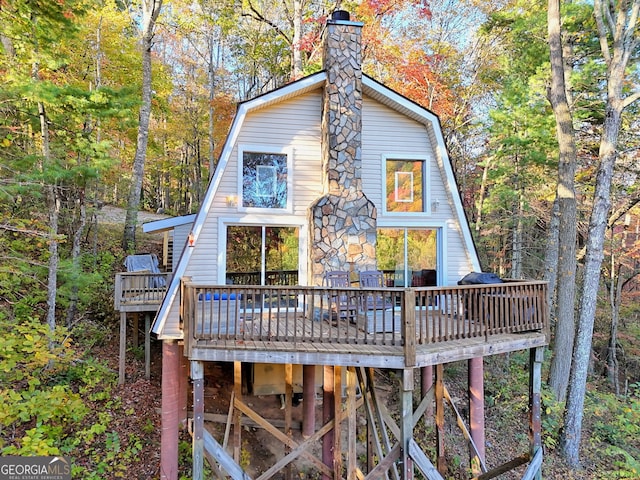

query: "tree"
left=475, top=0, right=557, bottom=278
left=560, top=0, right=639, bottom=464
left=123, top=0, right=163, bottom=251
left=1, top=0, right=84, bottom=337
left=546, top=0, right=580, bottom=403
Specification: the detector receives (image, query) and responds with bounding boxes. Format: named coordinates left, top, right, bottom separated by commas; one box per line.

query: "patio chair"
left=325, top=271, right=358, bottom=323
left=359, top=270, right=394, bottom=310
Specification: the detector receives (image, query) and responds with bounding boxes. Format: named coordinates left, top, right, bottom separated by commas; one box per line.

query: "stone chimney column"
left=322, top=11, right=363, bottom=194
left=308, top=11, right=377, bottom=286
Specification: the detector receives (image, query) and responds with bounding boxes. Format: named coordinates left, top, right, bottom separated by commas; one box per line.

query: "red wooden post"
left=160, top=341, right=181, bottom=480
left=468, top=357, right=486, bottom=474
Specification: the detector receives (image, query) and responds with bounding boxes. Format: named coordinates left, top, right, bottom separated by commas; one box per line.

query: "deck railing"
left=182, top=280, right=548, bottom=360
left=114, top=271, right=171, bottom=310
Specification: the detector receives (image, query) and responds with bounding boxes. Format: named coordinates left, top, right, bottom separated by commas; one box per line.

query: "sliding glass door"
left=226, top=226, right=299, bottom=286
left=377, top=228, right=439, bottom=287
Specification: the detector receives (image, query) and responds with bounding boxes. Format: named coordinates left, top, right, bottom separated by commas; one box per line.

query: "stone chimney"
left=309, top=11, right=377, bottom=285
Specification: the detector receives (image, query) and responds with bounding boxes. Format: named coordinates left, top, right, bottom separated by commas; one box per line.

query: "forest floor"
left=98, top=333, right=608, bottom=480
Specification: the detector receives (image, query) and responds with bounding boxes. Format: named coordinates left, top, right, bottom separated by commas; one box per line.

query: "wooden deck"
left=113, top=273, right=549, bottom=369
left=114, top=271, right=171, bottom=312
left=181, top=280, right=549, bottom=368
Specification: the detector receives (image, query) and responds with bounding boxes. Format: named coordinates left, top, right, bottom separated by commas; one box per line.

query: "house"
left=118, top=11, right=548, bottom=480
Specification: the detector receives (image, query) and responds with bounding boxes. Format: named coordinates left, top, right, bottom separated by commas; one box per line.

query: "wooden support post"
left=285, top=363, right=293, bottom=480
left=144, top=313, right=151, bottom=380
left=403, top=290, right=417, bottom=367
left=468, top=357, right=485, bottom=474
left=191, top=361, right=205, bottom=480
left=363, top=368, right=374, bottom=473
left=119, top=312, right=127, bottom=385
left=302, top=364, right=316, bottom=438
left=435, top=364, right=446, bottom=475
left=529, top=347, right=544, bottom=480
left=401, top=368, right=414, bottom=480
left=421, top=365, right=433, bottom=425
left=233, top=361, right=242, bottom=463
left=160, top=341, right=181, bottom=480
left=333, top=366, right=343, bottom=479
left=346, top=366, right=357, bottom=480
left=322, top=366, right=335, bottom=480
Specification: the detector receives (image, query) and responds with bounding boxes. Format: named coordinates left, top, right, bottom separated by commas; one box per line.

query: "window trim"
left=382, top=154, right=432, bottom=215
left=238, top=144, right=293, bottom=213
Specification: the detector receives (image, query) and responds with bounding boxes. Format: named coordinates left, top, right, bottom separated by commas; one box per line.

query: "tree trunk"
left=606, top=260, right=621, bottom=394
left=543, top=198, right=560, bottom=326
left=291, top=0, right=302, bottom=80
left=123, top=0, right=163, bottom=251
left=208, top=31, right=217, bottom=180
left=474, top=157, right=491, bottom=232
left=546, top=0, right=579, bottom=403
left=560, top=0, right=639, bottom=464
left=511, top=191, right=524, bottom=279
left=560, top=110, right=619, bottom=464
left=40, top=100, right=59, bottom=341
left=33, top=31, right=59, bottom=341
left=66, top=188, right=87, bottom=327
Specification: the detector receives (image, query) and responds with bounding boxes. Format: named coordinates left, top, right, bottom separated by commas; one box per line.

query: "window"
left=226, top=226, right=299, bottom=286
left=241, top=149, right=289, bottom=209
left=385, top=158, right=427, bottom=213
left=377, top=228, right=438, bottom=287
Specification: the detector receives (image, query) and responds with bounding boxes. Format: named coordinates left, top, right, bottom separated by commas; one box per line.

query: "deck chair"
left=359, top=270, right=394, bottom=310
left=325, top=271, right=358, bottom=323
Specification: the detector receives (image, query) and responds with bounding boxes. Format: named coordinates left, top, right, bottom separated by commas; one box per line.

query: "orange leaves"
left=386, top=54, right=456, bottom=119
left=358, top=0, right=431, bottom=19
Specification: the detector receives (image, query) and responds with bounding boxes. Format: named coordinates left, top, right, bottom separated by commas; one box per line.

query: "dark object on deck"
left=459, top=272, right=505, bottom=324
left=124, top=254, right=166, bottom=287
left=458, top=272, right=503, bottom=285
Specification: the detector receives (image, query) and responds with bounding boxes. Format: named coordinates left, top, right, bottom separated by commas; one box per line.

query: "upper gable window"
left=240, top=146, right=292, bottom=210
left=384, top=156, right=428, bottom=213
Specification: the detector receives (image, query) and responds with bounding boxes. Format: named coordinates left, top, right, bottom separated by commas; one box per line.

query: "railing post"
left=114, top=273, right=122, bottom=309
left=403, top=289, right=416, bottom=367
left=181, top=278, right=193, bottom=355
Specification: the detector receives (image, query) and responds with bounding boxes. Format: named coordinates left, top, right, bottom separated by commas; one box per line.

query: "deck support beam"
left=529, top=347, right=544, bottom=480
left=303, top=365, right=316, bottom=438
left=401, top=368, right=414, bottom=480
left=145, top=313, right=151, bottom=380
left=333, top=366, right=343, bottom=478
left=468, top=357, right=485, bottom=473
left=160, top=341, right=181, bottom=480
left=285, top=363, right=293, bottom=480
left=435, top=364, right=445, bottom=475
left=233, top=362, right=242, bottom=463
left=119, top=312, right=127, bottom=384
left=191, top=360, right=205, bottom=480
left=346, top=366, right=357, bottom=480
left=322, top=366, right=335, bottom=480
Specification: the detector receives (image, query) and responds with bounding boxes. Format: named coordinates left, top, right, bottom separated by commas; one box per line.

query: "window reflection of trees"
left=243, top=152, right=287, bottom=208
left=226, top=226, right=299, bottom=285
left=377, top=228, right=437, bottom=285
left=386, top=159, right=424, bottom=212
